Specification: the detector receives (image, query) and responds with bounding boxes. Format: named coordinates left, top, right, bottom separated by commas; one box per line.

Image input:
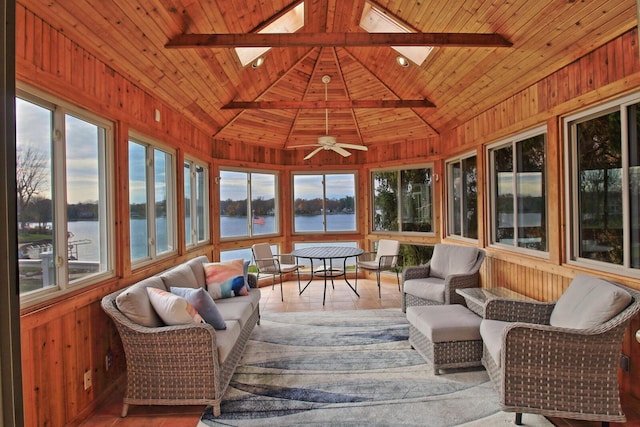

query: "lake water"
left=68, top=214, right=357, bottom=261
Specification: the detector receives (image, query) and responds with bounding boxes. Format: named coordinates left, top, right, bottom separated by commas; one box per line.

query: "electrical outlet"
left=620, top=354, right=630, bottom=372
left=83, top=370, right=92, bottom=390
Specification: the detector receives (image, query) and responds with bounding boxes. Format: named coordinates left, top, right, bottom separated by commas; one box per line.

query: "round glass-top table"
left=290, top=246, right=364, bottom=305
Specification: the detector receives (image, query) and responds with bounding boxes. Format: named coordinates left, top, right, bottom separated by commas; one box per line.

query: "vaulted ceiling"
left=23, top=0, right=637, bottom=154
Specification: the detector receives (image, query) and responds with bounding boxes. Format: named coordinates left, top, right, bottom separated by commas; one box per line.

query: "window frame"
left=291, top=171, right=358, bottom=235
left=486, top=125, right=548, bottom=257
left=218, top=167, right=280, bottom=240
left=184, top=157, right=210, bottom=249
left=17, top=86, right=116, bottom=307
left=445, top=151, right=478, bottom=242
left=370, top=165, right=435, bottom=235
left=563, top=92, right=640, bottom=277
left=128, top=132, right=177, bottom=267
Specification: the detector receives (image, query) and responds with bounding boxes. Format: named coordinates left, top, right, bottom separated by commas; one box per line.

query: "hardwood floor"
left=78, top=277, right=640, bottom=427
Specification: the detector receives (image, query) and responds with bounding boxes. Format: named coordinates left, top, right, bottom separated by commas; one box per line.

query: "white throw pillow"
left=146, top=287, right=204, bottom=326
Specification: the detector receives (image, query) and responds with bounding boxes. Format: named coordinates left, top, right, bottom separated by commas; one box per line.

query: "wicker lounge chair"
left=480, top=275, right=640, bottom=426
left=401, top=244, right=485, bottom=312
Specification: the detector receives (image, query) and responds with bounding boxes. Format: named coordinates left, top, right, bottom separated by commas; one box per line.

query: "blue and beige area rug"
left=198, top=309, right=553, bottom=427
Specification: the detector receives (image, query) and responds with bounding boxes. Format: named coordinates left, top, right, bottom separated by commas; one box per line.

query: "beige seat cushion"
left=479, top=319, right=510, bottom=367
left=406, top=305, right=481, bottom=343
left=403, top=277, right=445, bottom=303
left=550, top=274, right=632, bottom=329
left=214, top=300, right=255, bottom=328
left=215, top=320, right=241, bottom=364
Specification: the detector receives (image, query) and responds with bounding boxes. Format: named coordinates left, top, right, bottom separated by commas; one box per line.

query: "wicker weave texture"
left=481, top=281, right=640, bottom=423
left=409, top=325, right=483, bottom=373
left=102, top=285, right=260, bottom=417
left=401, top=247, right=484, bottom=312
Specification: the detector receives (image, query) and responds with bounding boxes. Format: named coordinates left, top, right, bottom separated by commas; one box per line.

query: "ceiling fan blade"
left=331, top=146, right=352, bottom=157
left=336, top=143, right=368, bottom=151
left=304, top=147, right=324, bottom=160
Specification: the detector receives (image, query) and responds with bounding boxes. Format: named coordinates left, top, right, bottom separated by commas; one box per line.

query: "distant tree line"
left=220, top=196, right=355, bottom=217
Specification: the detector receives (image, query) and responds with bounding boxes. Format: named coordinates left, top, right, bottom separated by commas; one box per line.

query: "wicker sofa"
left=480, top=274, right=640, bottom=426
left=101, top=255, right=260, bottom=417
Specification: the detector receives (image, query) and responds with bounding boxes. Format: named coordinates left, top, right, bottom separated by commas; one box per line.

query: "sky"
left=18, top=97, right=358, bottom=206
left=220, top=170, right=355, bottom=201
left=16, top=98, right=101, bottom=204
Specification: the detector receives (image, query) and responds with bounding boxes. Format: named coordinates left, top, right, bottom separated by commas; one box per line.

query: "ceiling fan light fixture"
left=396, top=56, right=409, bottom=67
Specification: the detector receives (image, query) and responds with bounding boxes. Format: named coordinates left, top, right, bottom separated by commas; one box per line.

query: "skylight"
left=235, top=2, right=305, bottom=67
left=359, top=2, right=433, bottom=66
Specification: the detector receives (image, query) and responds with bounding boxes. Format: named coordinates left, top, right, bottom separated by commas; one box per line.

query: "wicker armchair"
left=480, top=275, right=640, bottom=426
left=401, top=244, right=485, bottom=312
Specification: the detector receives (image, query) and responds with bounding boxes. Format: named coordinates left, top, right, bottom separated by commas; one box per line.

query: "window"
left=292, top=173, right=356, bottom=233
left=129, top=136, right=176, bottom=263
left=359, top=1, right=433, bottom=66
left=566, top=94, right=640, bottom=271
left=16, top=90, right=114, bottom=302
left=219, top=169, right=278, bottom=238
left=184, top=158, right=209, bottom=247
left=446, top=154, right=478, bottom=239
left=488, top=127, right=547, bottom=252
left=372, top=167, right=433, bottom=233
left=235, top=1, right=304, bottom=67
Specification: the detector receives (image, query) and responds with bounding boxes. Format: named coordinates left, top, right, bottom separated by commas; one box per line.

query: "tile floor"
left=79, top=276, right=640, bottom=427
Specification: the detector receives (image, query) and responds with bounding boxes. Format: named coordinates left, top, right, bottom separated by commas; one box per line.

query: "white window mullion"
left=146, top=147, right=157, bottom=258
left=52, top=108, right=69, bottom=289
left=621, top=104, right=631, bottom=269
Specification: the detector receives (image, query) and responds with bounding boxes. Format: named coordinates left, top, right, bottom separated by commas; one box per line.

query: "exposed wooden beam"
left=166, top=32, right=512, bottom=49
left=222, top=99, right=435, bottom=109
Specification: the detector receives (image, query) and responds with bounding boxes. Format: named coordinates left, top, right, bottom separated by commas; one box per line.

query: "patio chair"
left=355, top=239, right=400, bottom=298
left=480, top=274, right=640, bottom=426
left=251, top=243, right=300, bottom=301
left=401, top=243, right=485, bottom=312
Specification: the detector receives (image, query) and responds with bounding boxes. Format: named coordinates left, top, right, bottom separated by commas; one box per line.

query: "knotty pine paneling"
left=14, top=3, right=640, bottom=426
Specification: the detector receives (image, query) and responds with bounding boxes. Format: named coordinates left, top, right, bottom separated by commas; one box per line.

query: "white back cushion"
left=550, top=275, right=632, bottom=329
left=429, top=244, right=479, bottom=279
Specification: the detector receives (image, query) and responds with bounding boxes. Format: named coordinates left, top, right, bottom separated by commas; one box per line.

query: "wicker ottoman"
left=406, top=304, right=483, bottom=374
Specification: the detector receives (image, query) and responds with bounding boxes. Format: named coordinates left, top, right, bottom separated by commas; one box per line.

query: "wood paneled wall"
left=14, top=2, right=640, bottom=425
left=16, top=4, right=219, bottom=426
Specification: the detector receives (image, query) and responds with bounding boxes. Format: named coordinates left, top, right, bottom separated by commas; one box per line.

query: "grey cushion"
left=479, top=319, right=510, bottom=367
left=403, top=277, right=445, bottom=303
left=550, top=274, right=632, bottom=329
left=215, top=320, right=241, bottom=364
left=214, top=301, right=254, bottom=328
left=406, top=305, right=481, bottom=343
left=115, top=276, right=166, bottom=327
left=185, top=255, right=210, bottom=288
left=160, top=263, right=199, bottom=289
left=170, top=286, right=226, bottom=330
left=429, top=244, right=479, bottom=279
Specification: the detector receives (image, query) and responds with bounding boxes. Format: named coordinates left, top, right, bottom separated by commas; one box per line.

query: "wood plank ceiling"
left=21, top=0, right=637, bottom=153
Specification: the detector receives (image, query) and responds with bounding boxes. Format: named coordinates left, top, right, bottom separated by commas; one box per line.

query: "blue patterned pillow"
left=203, top=260, right=249, bottom=299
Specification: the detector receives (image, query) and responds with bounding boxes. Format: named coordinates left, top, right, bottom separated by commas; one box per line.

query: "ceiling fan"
left=302, top=75, right=369, bottom=160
